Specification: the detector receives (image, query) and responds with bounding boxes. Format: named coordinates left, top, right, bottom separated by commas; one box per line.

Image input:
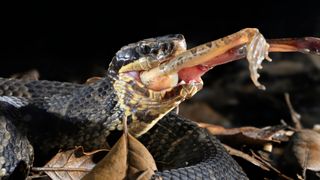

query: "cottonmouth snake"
left=0, top=34, right=248, bottom=179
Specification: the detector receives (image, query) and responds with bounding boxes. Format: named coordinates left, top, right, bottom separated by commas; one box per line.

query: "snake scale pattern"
left=0, top=34, right=249, bottom=179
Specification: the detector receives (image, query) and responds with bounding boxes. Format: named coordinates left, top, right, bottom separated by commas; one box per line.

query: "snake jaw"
left=113, top=73, right=201, bottom=137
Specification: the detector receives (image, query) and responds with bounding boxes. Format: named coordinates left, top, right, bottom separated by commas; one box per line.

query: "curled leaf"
left=33, top=148, right=107, bottom=180
left=199, top=123, right=290, bottom=145
left=83, top=132, right=157, bottom=180
left=287, top=130, right=320, bottom=171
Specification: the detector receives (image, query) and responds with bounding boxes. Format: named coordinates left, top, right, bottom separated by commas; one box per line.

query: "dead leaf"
left=199, top=123, right=290, bottom=145
left=199, top=123, right=260, bottom=135
left=32, top=148, right=107, bottom=180
left=83, top=132, right=157, bottom=180
left=287, top=129, right=320, bottom=172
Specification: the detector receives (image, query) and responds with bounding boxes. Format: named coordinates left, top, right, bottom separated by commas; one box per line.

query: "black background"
left=1, top=1, right=320, bottom=81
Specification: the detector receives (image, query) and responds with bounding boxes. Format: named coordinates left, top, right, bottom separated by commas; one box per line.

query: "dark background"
left=1, top=2, right=320, bottom=82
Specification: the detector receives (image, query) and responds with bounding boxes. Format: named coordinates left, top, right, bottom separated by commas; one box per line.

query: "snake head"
left=108, top=34, right=203, bottom=136
left=108, top=34, right=186, bottom=75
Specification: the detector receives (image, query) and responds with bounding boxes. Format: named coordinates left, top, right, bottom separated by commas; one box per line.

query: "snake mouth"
left=137, top=44, right=247, bottom=92
left=121, top=62, right=205, bottom=95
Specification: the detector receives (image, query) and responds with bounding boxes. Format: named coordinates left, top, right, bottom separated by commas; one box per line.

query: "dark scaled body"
left=0, top=76, right=248, bottom=179
left=0, top=33, right=250, bottom=179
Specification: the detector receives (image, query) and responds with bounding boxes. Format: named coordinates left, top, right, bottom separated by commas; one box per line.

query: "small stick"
left=284, top=93, right=302, bottom=130
left=26, top=174, right=49, bottom=180
left=32, top=167, right=91, bottom=172
left=223, top=144, right=270, bottom=171
left=251, top=151, right=294, bottom=180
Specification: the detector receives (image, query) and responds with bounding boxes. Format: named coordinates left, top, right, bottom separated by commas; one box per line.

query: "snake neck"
left=112, top=74, right=190, bottom=137
left=45, top=74, right=185, bottom=138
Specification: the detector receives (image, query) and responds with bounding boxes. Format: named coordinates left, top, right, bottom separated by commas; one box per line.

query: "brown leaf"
left=287, top=130, right=320, bottom=172
left=83, top=132, right=157, bottom=180
left=32, top=148, right=106, bottom=180
left=199, top=123, right=290, bottom=145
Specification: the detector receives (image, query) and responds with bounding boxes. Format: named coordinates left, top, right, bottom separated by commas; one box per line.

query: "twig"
left=32, top=167, right=91, bottom=172
left=26, top=174, right=49, bottom=180
left=284, top=93, right=302, bottom=130
left=174, top=106, right=179, bottom=114
left=224, top=144, right=294, bottom=180
left=251, top=151, right=294, bottom=180
left=223, top=144, right=270, bottom=171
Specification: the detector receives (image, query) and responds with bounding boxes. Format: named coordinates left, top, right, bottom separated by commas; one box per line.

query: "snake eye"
left=140, top=45, right=151, bottom=54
